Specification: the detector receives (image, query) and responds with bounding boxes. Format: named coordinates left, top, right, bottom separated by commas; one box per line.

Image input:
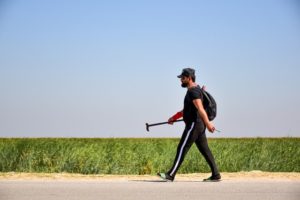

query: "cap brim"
left=177, top=75, right=183, bottom=78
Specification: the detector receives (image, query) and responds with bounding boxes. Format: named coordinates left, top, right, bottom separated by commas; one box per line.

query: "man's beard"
left=181, top=82, right=188, bottom=88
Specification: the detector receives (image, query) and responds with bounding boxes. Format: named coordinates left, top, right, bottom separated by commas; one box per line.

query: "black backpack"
left=201, top=88, right=217, bottom=121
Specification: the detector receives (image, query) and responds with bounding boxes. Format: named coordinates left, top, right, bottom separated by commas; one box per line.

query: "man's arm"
left=168, top=110, right=183, bottom=124
left=192, top=99, right=215, bottom=133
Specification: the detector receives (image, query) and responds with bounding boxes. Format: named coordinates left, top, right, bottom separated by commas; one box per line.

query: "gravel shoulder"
left=1, top=171, right=299, bottom=181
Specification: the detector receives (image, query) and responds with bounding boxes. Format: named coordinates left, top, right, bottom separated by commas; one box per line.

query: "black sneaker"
left=157, top=172, right=174, bottom=182
left=203, top=174, right=221, bottom=182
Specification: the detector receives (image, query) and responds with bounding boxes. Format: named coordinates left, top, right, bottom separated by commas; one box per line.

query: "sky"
left=0, top=0, right=299, bottom=138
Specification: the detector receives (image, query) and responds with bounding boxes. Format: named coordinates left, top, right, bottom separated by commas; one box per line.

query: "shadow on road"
left=130, top=180, right=204, bottom=183
left=130, top=180, right=168, bottom=183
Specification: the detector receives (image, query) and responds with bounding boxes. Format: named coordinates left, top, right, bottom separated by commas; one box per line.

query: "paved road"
left=1, top=179, right=299, bottom=200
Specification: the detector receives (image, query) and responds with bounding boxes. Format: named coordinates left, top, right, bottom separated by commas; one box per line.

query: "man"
left=157, top=68, right=221, bottom=182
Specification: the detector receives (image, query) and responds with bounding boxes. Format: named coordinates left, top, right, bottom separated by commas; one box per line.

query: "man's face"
left=180, top=76, right=189, bottom=88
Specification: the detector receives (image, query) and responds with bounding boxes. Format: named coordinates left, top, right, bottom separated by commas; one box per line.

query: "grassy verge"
left=0, top=138, right=299, bottom=174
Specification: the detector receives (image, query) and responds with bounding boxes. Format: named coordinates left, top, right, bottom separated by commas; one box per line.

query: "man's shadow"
left=130, top=180, right=203, bottom=183
left=130, top=180, right=169, bottom=183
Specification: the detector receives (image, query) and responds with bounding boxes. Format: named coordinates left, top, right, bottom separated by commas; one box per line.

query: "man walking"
left=157, top=68, right=221, bottom=182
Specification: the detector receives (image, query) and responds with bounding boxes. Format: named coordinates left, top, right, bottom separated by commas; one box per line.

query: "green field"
left=0, top=138, right=299, bottom=174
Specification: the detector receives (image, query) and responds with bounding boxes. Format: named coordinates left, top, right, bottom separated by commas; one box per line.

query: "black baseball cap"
left=177, top=68, right=195, bottom=78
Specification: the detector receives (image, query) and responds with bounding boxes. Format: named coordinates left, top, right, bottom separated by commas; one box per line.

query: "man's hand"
left=168, top=117, right=175, bottom=125
left=206, top=122, right=216, bottom=133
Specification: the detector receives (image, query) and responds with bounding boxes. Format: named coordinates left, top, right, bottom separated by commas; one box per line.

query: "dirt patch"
left=0, top=171, right=299, bottom=181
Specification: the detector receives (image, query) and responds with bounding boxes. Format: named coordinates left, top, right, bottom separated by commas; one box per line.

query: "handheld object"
left=146, top=119, right=184, bottom=132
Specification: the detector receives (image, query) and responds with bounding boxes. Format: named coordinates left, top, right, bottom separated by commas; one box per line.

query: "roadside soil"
left=1, top=171, right=299, bottom=181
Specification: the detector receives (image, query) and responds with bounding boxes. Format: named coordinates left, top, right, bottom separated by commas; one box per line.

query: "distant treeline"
left=0, top=138, right=299, bottom=174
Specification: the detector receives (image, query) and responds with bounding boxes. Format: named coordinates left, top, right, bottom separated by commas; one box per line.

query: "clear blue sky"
left=0, top=0, right=299, bottom=138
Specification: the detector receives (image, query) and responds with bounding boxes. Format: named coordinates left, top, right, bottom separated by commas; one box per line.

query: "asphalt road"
left=1, top=179, right=299, bottom=200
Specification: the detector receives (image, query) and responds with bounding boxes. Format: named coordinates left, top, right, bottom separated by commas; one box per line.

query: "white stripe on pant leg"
left=170, top=123, right=195, bottom=177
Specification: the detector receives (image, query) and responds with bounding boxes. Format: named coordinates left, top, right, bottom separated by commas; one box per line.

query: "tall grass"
left=0, top=138, right=299, bottom=174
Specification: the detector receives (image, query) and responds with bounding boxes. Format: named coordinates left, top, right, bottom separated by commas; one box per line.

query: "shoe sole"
left=157, top=174, right=173, bottom=182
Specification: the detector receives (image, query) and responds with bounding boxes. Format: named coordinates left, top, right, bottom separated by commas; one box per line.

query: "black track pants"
left=167, top=122, right=219, bottom=177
